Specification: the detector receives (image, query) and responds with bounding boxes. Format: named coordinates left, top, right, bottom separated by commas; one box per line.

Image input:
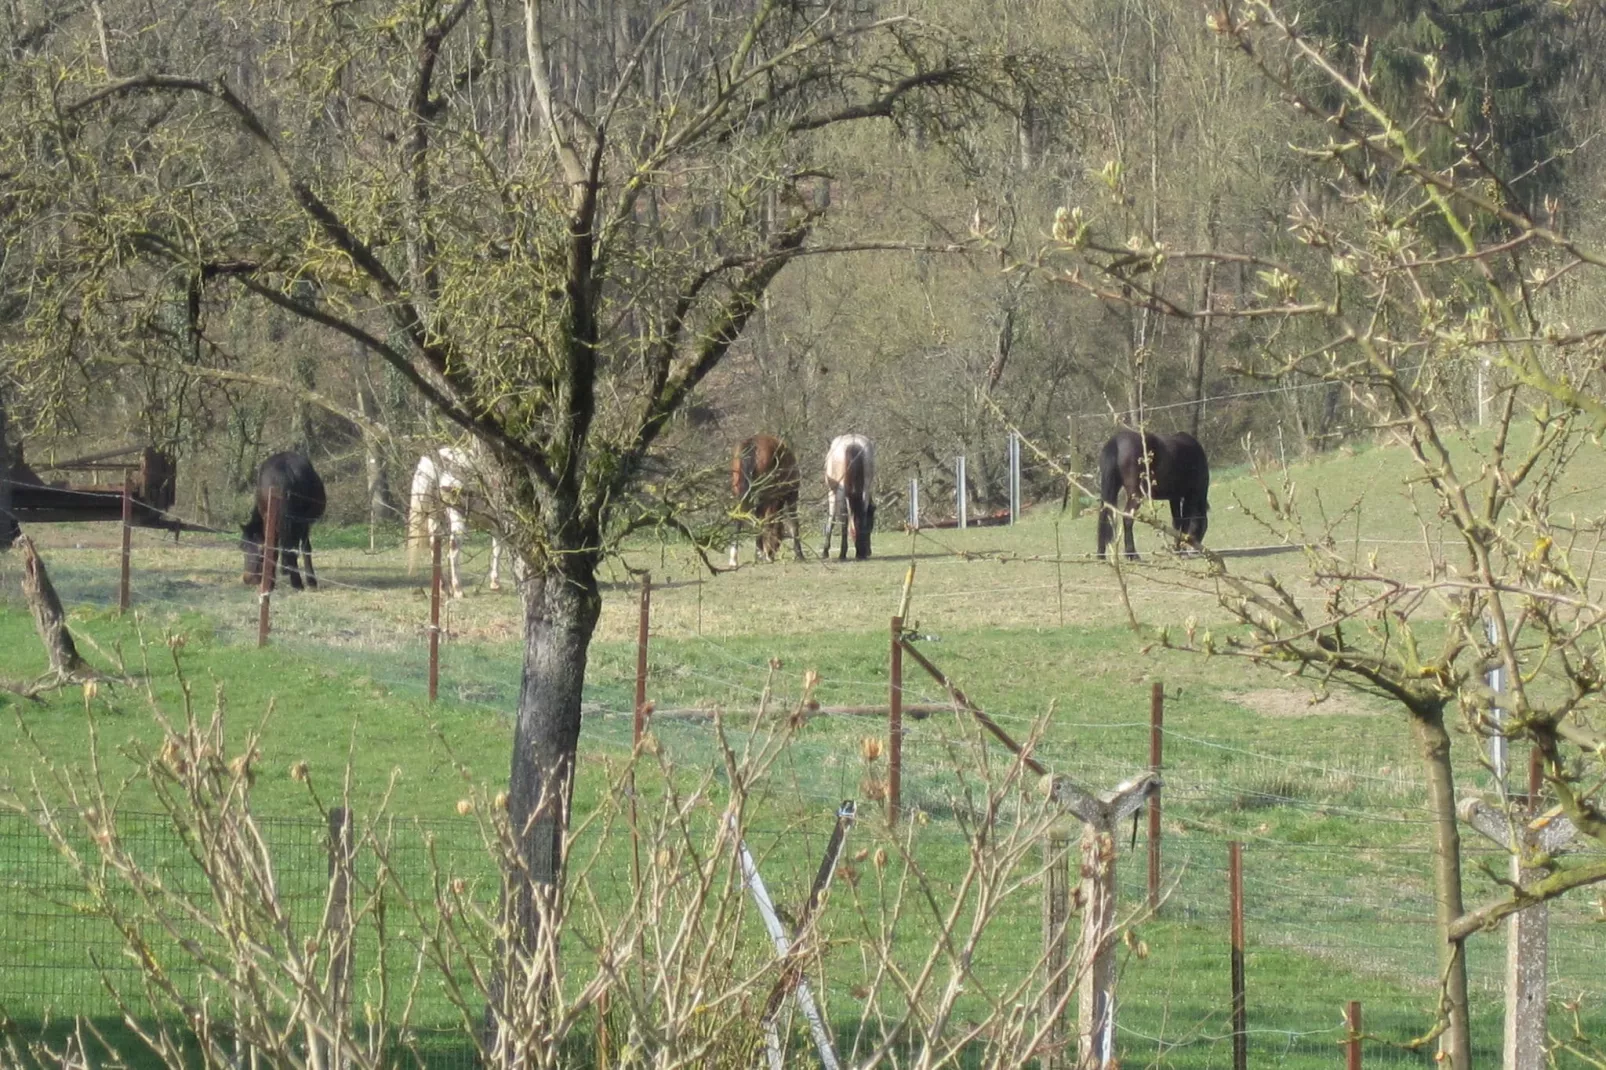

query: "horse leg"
left=446, top=509, right=466, bottom=598
left=1123, top=490, right=1142, bottom=560
left=787, top=496, right=803, bottom=561
left=1168, top=497, right=1186, bottom=551
left=821, top=485, right=838, bottom=560
left=300, top=532, right=319, bottom=590
left=849, top=495, right=865, bottom=559
left=264, top=537, right=280, bottom=592
left=284, top=531, right=305, bottom=591
left=845, top=496, right=856, bottom=560
left=489, top=536, right=502, bottom=590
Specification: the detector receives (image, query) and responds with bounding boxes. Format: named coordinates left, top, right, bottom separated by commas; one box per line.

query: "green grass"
left=0, top=433, right=1603, bottom=1067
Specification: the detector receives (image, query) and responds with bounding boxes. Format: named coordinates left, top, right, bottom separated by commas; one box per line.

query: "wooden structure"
left=3, top=445, right=184, bottom=538
left=1459, top=787, right=1582, bottom=1070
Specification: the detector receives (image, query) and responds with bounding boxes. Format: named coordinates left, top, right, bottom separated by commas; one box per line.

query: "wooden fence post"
left=1230, top=841, right=1246, bottom=1070
left=428, top=535, right=442, bottom=702
left=1346, top=1001, right=1362, bottom=1070
left=257, top=487, right=279, bottom=648
left=889, top=616, right=903, bottom=825
left=1459, top=761, right=1582, bottom=1070
left=1067, top=415, right=1082, bottom=520
left=1147, top=681, right=1163, bottom=913
left=318, top=806, right=355, bottom=1070
left=1042, top=831, right=1072, bottom=1069
left=118, top=471, right=132, bottom=614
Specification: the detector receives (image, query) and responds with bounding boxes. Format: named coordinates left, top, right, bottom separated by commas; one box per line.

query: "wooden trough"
left=1, top=445, right=204, bottom=541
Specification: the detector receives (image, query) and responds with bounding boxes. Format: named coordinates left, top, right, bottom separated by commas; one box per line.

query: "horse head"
left=240, top=520, right=264, bottom=586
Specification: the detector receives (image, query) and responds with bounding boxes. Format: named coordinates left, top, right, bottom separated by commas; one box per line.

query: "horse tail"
left=1096, top=436, right=1123, bottom=553
left=844, top=441, right=875, bottom=557
left=406, top=456, right=433, bottom=576
left=736, top=439, right=761, bottom=501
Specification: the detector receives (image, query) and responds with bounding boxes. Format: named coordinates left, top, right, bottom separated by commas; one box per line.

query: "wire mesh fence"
left=0, top=523, right=1603, bottom=1067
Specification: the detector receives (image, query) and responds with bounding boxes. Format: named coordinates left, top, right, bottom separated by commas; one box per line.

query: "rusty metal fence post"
left=118, top=471, right=132, bottom=614
left=257, top=487, right=279, bottom=648
left=889, top=615, right=903, bottom=825
left=428, top=535, right=442, bottom=702
left=1346, top=1001, right=1363, bottom=1070
left=1230, top=841, right=1247, bottom=1070
left=1148, top=681, right=1163, bottom=912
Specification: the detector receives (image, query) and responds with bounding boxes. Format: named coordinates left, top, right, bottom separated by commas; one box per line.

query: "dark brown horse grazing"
left=730, top=435, right=803, bottom=565
left=1096, top=430, right=1209, bottom=560
left=242, top=451, right=328, bottom=590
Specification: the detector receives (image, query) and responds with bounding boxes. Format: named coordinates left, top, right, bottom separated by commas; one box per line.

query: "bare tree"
left=1022, top=4, right=1606, bottom=1066
left=0, top=0, right=1016, bottom=1035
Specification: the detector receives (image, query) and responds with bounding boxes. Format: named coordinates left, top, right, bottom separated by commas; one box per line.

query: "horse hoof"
left=489, top=582, right=502, bottom=591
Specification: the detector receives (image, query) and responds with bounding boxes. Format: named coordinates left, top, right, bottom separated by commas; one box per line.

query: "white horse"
left=822, top=433, right=876, bottom=560
left=407, top=447, right=504, bottom=597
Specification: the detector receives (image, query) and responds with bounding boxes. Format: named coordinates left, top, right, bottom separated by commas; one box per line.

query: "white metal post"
left=956, top=455, right=967, bottom=530
left=909, top=478, right=919, bottom=530
left=1008, top=431, right=1021, bottom=524
left=1487, top=616, right=1507, bottom=786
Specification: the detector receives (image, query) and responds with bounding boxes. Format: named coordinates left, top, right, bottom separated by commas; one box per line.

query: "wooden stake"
left=317, top=806, right=355, bottom=1070
left=1148, top=681, right=1163, bottom=913
left=257, top=487, right=278, bottom=648
left=1067, top=415, right=1082, bottom=520
left=118, top=470, right=132, bottom=614
left=1042, top=831, right=1072, bottom=1069
left=1346, top=1001, right=1362, bottom=1070
left=634, top=574, right=651, bottom=740
left=889, top=616, right=903, bottom=825
left=899, top=638, right=1049, bottom=777
left=428, top=535, right=442, bottom=702
left=1230, top=841, right=1247, bottom=1070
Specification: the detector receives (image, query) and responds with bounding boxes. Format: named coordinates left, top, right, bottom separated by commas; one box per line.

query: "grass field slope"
left=0, top=439, right=1601, bottom=1068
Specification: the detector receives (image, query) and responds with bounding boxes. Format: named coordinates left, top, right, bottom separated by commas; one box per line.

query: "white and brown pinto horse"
left=730, top=434, right=803, bottom=566
left=407, top=446, right=504, bottom=597
left=822, top=434, right=876, bottom=560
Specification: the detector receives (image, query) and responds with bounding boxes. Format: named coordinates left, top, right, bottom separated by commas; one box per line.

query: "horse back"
left=825, top=434, right=874, bottom=494
left=255, top=451, right=327, bottom=526
left=1158, top=432, right=1209, bottom=496
left=733, top=435, right=797, bottom=503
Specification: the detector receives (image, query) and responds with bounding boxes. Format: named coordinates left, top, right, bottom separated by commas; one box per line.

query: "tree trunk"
left=1413, top=707, right=1472, bottom=1070
left=20, top=536, right=88, bottom=678
left=0, top=394, right=14, bottom=548
left=350, top=344, right=395, bottom=543
left=489, top=559, right=601, bottom=1064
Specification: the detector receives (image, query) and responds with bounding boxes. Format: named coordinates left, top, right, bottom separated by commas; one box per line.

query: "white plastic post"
left=737, top=829, right=840, bottom=1070
left=1487, top=617, right=1507, bottom=786
left=909, top=478, right=919, bottom=530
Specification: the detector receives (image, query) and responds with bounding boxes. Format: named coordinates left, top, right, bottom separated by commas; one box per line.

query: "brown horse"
left=730, top=435, right=803, bottom=565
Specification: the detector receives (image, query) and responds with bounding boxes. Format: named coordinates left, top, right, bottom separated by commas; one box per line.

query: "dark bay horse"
left=1096, top=430, right=1209, bottom=560
left=822, top=434, right=876, bottom=560
left=730, top=434, right=803, bottom=565
left=242, top=451, right=327, bottom=590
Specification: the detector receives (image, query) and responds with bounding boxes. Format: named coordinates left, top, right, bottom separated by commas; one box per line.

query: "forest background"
left=8, top=0, right=1599, bottom=522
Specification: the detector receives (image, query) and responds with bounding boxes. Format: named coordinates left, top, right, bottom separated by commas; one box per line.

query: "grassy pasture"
left=0, top=435, right=1602, bottom=1067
